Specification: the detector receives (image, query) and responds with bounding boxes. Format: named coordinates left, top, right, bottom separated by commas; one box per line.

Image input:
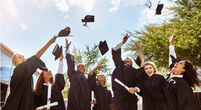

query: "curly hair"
left=183, top=61, right=200, bottom=88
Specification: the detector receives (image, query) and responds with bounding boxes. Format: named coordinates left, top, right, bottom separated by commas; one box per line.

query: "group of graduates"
left=1, top=33, right=200, bottom=110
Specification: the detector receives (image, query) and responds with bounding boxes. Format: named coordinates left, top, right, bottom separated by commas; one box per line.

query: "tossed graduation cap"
left=134, top=56, right=141, bottom=67
left=169, top=55, right=181, bottom=69
left=155, top=3, right=164, bottom=15
left=145, top=0, right=152, bottom=9
left=82, top=15, right=95, bottom=26
left=57, top=27, right=71, bottom=37
left=98, top=40, right=109, bottom=55
left=52, top=44, right=63, bottom=60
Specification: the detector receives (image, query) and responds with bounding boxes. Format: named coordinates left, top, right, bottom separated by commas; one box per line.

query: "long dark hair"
left=34, top=71, right=55, bottom=95
left=183, top=61, right=200, bottom=88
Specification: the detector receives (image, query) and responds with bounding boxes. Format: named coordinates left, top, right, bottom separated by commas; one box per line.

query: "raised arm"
left=55, top=54, right=65, bottom=91
left=134, top=43, right=144, bottom=67
left=35, top=36, right=56, bottom=58
left=112, top=34, right=128, bottom=67
left=169, top=34, right=177, bottom=66
left=89, top=63, right=102, bottom=76
left=88, top=63, right=103, bottom=89
left=65, top=38, right=75, bottom=77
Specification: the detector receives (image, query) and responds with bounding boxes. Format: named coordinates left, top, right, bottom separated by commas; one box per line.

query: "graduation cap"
left=134, top=56, right=141, bottom=67
left=37, top=58, right=48, bottom=71
left=145, top=0, right=152, bottom=9
left=57, top=27, right=71, bottom=37
left=52, top=44, right=63, bottom=60
left=155, top=3, right=164, bottom=15
left=98, top=40, right=109, bottom=55
left=82, top=15, right=95, bottom=26
left=169, top=55, right=181, bottom=69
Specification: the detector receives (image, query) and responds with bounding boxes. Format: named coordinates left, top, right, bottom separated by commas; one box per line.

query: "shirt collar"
left=171, top=74, right=183, bottom=78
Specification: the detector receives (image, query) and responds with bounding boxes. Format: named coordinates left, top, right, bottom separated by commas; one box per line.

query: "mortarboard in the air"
left=169, top=55, right=180, bottom=69
left=57, top=27, right=71, bottom=37
left=98, top=40, right=109, bottom=55
left=52, top=44, right=63, bottom=60
left=82, top=15, right=95, bottom=26
left=134, top=56, right=141, bottom=67
left=155, top=4, right=164, bottom=15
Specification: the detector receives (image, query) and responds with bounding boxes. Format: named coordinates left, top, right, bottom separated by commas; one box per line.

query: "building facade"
left=0, top=42, right=14, bottom=106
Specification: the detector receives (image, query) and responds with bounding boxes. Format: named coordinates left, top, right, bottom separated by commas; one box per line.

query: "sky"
left=0, top=0, right=174, bottom=75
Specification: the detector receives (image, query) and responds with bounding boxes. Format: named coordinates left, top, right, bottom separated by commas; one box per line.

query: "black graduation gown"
left=2, top=55, right=45, bottom=110
left=138, top=74, right=168, bottom=110
left=88, top=73, right=112, bottom=110
left=111, top=48, right=144, bottom=110
left=166, top=77, right=200, bottom=110
left=34, top=74, right=66, bottom=110
left=66, top=53, right=91, bottom=110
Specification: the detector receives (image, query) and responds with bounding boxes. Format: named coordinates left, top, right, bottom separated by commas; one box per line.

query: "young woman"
left=88, top=63, right=112, bottom=110
left=34, top=54, right=65, bottom=110
left=166, top=34, right=200, bottom=110
left=137, top=62, right=168, bottom=110
left=166, top=60, right=200, bottom=110
left=2, top=36, right=56, bottom=110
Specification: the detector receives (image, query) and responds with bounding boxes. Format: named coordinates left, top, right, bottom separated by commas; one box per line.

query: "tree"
left=125, top=0, right=201, bottom=69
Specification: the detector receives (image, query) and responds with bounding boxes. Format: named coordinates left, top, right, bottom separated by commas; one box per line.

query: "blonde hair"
left=144, top=61, right=157, bottom=73
left=11, top=53, right=19, bottom=66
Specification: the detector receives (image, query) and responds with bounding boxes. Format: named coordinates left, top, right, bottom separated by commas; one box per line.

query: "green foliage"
left=125, top=0, right=201, bottom=70
left=71, top=45, right=111, bottom=74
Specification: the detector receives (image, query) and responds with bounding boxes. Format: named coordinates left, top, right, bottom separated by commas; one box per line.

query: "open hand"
left=134, top=43, right=141, bottom=51
left=97, top=63, right=103, bottom=68
left=169, top=34, right=175, bottom=45
left=122, top=33, right=129, bottom=44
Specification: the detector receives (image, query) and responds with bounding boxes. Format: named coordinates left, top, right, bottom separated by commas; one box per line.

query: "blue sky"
left=0, top=0, right=173, bottom=75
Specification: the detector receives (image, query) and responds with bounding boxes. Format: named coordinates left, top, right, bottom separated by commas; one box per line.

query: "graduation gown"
left=166, top=77, right=200, bottom=110
left=2, top=55, right=45, bottom=110
left=111, top=48, right=144, bottom=110
left=138, top=74, right=168, bottom=110
left=66, top=53, right=91, bottom=110
left=34, top=74, right=66, bottom=110
left=88, top=73, right=112, bottom=110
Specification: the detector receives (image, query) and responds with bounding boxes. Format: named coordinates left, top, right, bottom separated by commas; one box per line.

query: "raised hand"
left=65, top=38, right=72, bottom=49
left=122, top=33, right=129, bottom=44
left=169, top=34, right=175, bottom=46
left=49, top=36, right=57, bottom=44
left=134, top=43, right=141, bottom=51
left=60, top=54, right=64, bottom=61
left=97, top=63, right=103, bottom=68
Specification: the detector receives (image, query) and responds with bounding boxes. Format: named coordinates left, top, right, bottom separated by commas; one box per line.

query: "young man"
left=2, top=36, right=57, bottom=110
left=111, top=34, right=144, bottom=110
left=65, top=39, right=91, bottom=110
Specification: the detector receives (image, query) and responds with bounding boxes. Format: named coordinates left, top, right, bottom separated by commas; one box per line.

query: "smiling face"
left=12, top=54, right=26, bottom=66
left=172, top=61, right=186, bottom=75
left=144, top=64, right=155, bottom=77
left=124, top=57, right=133, bottom=66
left=77, top=64, right=86, bottom=74
left=97, top=74, right=106, bottom=83
left=42, top=70, right=53, bottom=83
